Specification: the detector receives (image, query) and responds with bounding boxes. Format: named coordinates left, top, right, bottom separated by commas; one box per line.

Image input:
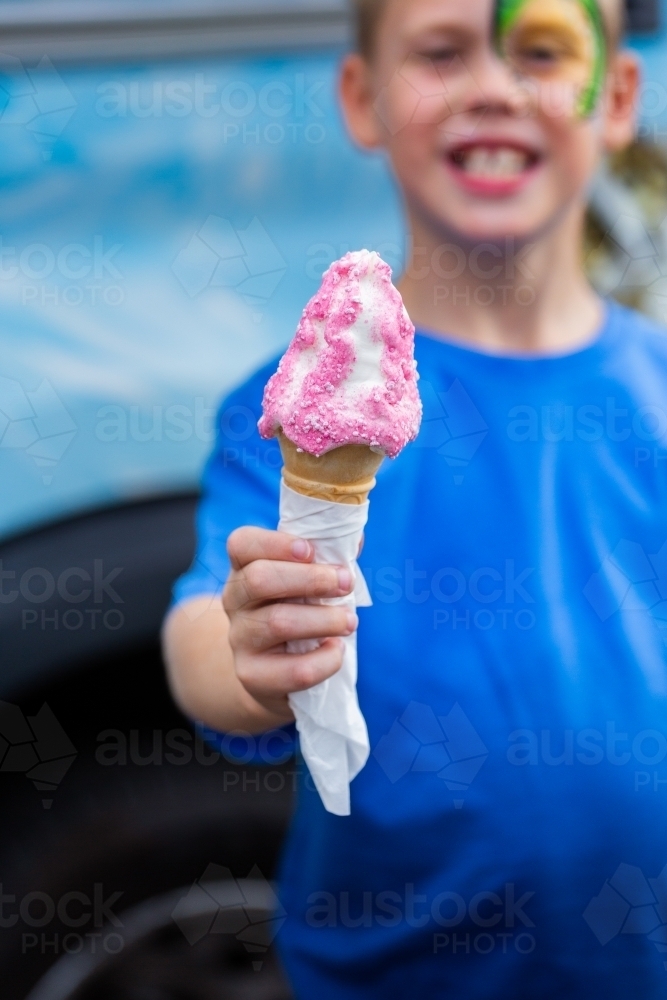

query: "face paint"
left=495, top=0, right=606, bottom=116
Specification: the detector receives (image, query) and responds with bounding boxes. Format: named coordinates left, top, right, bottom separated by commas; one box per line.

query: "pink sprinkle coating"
left=258, top=250, right=422, bottom=457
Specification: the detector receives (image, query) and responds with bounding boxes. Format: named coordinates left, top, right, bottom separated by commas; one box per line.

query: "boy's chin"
left=431, top=205, right=558, bottom=248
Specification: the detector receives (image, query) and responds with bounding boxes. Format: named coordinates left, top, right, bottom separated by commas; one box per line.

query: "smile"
left=451, top=146, right=536, bottom=176
left=446, top=143, right=542, bottom=195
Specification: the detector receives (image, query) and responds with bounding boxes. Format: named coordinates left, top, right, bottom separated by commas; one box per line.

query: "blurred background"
left=0, top=1, right=666, bottom=996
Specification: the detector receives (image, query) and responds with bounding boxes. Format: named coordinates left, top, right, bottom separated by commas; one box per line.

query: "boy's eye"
left=496, top=0, right=603, bottom=112
left=415, top=47, right=461, bottom=67
left=517, top=42, right=566, bottom=64
left=427, top=49, right=459, bottom=62
left=525, top=42, right=561, bottom=59
left=507, top=24, right=585, bottom=73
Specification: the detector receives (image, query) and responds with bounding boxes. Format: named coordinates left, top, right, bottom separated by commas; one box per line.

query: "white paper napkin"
left=278, top=480, right=371, bottom=816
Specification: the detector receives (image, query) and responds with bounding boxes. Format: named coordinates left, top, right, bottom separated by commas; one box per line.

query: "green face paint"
left=495, top=0, right=606, bottom=117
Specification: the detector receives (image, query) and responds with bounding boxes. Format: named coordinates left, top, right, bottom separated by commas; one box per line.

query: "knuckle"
left=226, top=526, right=246, bottom=558
left=221, top=579, right=234, bottom=612
left=231, top=610, right=263, bottom=650
left=223, top=574, right=248, bottom=611
left=291, top=644, right=342, bottom=690
left=329, top=640, right=345, bottom=671
left=234, top=653, right=257, bottom=691
left=227, top=616, right=244, bottom=650
left=266, top=604, right=293, bottom=640
left=227, top=525, right=265, bottom=566
left=291, top=658, right=317, bottom=690
left=243, top=561, right=269, bottom=600
left=235, top=664, right=253, bottom=693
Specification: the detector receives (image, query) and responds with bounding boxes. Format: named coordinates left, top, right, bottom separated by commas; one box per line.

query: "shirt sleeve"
left=171, top=358, right=283, bottom=607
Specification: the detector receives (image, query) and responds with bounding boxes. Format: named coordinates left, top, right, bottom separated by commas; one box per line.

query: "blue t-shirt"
left=174, top=301, right=667, bottom=998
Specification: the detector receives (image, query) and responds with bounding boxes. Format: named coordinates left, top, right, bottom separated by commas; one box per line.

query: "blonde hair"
left=352, top=0, right=622, bottom=58
left=353, top=0, right=388, bottom=58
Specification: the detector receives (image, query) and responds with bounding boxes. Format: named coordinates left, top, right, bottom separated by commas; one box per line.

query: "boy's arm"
left=162, top=526, right=357, bottom=734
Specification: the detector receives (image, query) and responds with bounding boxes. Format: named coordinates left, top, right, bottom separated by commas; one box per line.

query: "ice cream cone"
left=277, top=430, right=383, bottom=505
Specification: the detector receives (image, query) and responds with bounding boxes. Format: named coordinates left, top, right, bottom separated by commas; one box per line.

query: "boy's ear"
left=339, top=53, right=385, bottom=149
left=602, top=50, right=640, bottom=152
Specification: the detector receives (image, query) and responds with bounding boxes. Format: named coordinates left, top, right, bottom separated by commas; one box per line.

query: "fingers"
left=224, top=525, right=355, bottom=706
left=236, top=637, right=345, bottom=700
left=223, top=559, right=353, bottom=614
left=230, top=602, right=358, bottom=653
left=227, top=526, right=313, bottom=571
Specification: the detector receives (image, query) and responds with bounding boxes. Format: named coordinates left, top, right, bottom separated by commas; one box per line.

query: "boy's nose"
left=464, top=49, right=533, bottom=117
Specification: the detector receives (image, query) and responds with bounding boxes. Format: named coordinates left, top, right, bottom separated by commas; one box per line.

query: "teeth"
left=458, top=147, right=529, bottom=177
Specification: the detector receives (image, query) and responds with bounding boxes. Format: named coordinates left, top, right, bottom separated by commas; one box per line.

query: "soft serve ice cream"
left=259, top=250, right=421, bottom=458
left=259, top=250, right=421, bottom=815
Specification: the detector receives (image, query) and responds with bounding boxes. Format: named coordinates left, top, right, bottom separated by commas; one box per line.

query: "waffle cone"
left=277, top=430, right=383, bottom=505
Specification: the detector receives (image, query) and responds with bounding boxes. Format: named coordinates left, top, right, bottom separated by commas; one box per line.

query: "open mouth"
left=450, top=144, right=539, bottom=178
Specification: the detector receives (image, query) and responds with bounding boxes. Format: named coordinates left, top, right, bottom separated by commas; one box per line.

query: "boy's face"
left=340, top=0, right=638, bottom=245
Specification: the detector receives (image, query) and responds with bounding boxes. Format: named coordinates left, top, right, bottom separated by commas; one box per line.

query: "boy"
left=164, top=0, right=667, bottom=995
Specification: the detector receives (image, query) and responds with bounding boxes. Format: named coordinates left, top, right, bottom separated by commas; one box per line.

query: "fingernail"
left=346, top=611, right=358, bottom=633
left=291, top=539, right=311, bottom=560
left=337, top=567, right=352, bottom=591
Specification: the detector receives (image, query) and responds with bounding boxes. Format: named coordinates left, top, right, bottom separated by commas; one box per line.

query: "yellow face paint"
left=495, top=0, right=606, bottom=116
